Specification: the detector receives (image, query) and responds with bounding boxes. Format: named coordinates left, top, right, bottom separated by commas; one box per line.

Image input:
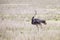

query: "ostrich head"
left=31, top=10, right=37, bottom=24
left=32, top=10, right=37, bottom=19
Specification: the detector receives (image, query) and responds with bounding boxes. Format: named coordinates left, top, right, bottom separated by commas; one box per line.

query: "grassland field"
left=0, top=14, right=60, bottom=40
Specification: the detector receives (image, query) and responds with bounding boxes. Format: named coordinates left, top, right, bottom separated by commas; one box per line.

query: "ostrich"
left=31, top=10, right=47, bottom=30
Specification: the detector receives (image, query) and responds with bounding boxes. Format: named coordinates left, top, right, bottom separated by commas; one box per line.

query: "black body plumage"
left=31, top=16, right=47, bottom=25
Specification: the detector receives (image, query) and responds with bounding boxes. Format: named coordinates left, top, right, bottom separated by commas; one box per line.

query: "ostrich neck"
left=31, top=17, right=34, bottom=24
left=32, top=17, right=34, bottom=20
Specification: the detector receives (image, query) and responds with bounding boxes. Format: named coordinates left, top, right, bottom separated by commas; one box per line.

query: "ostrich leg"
left=36, top=24, right=39, bottom=31
left=40, top=24, right=42, bottom=29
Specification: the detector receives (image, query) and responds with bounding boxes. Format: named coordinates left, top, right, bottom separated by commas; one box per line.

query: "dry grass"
left=0, top=14, right=60, bottom=40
